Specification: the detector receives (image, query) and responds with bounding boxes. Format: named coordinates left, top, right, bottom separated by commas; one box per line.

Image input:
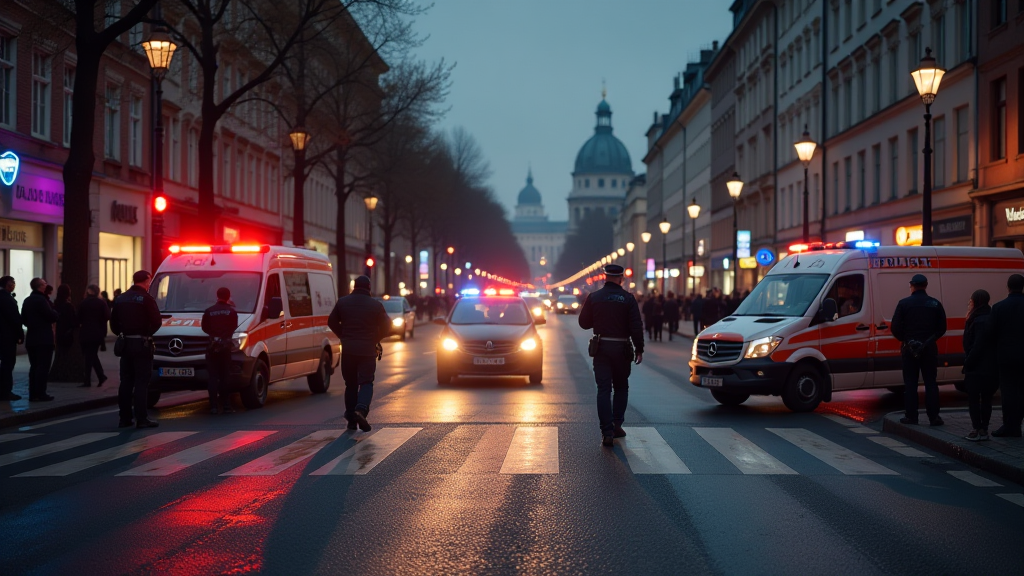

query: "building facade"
left=511, top=170, right=567, bottom=283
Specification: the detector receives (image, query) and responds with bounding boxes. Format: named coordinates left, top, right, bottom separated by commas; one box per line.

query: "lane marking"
left=693, top=427, right=797, bottom=475
left=620, top=427, right=691, bottom=474
left=866, top=436, right=932, bottom=457
left=0, top=433, right=41, bottom=444
left=310, top=427, right=421, bottom=475
left=459, top=425, right=517, bottom=474
left=0, top=433, right=119, bottom=468
left=948, top=470, right=1002, bottom=487
left=18, top=409, right=120, bottom=431
left=768, top=428, right=898, bottom=475
left=117, top=431, right=278, bottom=476
left=996, top=493, right=1024, bottom=507
left=13, top=432, right=197, bottom=477
left=500, top=426, right=558, bottom=475
left=221, top=430, right=345, bottom=476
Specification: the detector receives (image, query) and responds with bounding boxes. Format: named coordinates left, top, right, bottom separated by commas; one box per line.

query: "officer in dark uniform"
left=110, top=270, right=163, bottom=428
left=890, top=273, right=947, bottom=426
left=202, top=287, right=239, bottom=415
left=578, top=264, right=645, bottom=447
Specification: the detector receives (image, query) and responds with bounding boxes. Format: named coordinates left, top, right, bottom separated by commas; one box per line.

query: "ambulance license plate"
left=701, top=376, right=723, bottom=388
left=473, top=357, right=505, bottom=366
left=159, top=367, right=195, bottom=377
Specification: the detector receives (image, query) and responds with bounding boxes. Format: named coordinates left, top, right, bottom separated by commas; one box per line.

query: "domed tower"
left=511, top=168, right=568, bottom=283
left=514, top=169, right=545, bottom=221
left=567, top=94, right=634, bottom=231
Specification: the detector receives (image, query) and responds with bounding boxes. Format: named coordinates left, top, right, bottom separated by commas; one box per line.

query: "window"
left=873, top=0, right=882, bottom=15
left=857, top=0, right=866, bottom=27
left=104, top=85, right=120, bottom=160
left=264, top=274, right=282, bottom=315
left=856, top=67, right=866, bottom=121
left=993, top=78, right=1006, bottom=160
left=958, top=1, right=973, bottom=62
left=169, top=118, right=180, bottom=181
left=188, top=129, right=198, bottom=187
left=0, top=35, right=14, bottom=127
left=830, top=83, right=840, bottom=134
left=598, top=178, right=604, bottom=188
left=843, top=79, right=852, bottom=128
left=63, top=67, right=74, bottom=146
left=104, top=0, right=121, bottom=29
left=956, top=106, right=969, bottom=182
left=889, top=137, right=899, bottom=200
left=832, top=162, right=840, bottom=214
left=825, top=274, right=865, bottom=318
left=128, top=23, right=143, bottom=52
left=933, top=116, right=946, bottom=188
left=993, top=0, right=1007, bottom=27
left=908, top=31, right=922, bottom=95
left=31, top=53, right=51, bottom=139
left=611, top=179, right=617, bottom=188
left=857, top=151, right=866, bottom=208
left=888, top=46, right=899, bottom=105
left=843, top=0, right=852, bottom=37
left=908, top=128, right=919, bottom=194
left=872, top=144, right=881, bottom=204
left=844, top=157, right=852, bottom=211
left=872, top=58, right=882, bottom=112
left=830, top=2, right=840, bottom=50
left=283, top=272, right=312, bottom=317
left=813, top=173, right=820, bottom=222
left=933, top=13, right=946, bottom=67
left=129, top=95, right=142, bottom=167
left=223, top=63, right=232, bottom=100
left=585, top=179, right=590, bottom=188
left=223, top=145, right=232, bottom=196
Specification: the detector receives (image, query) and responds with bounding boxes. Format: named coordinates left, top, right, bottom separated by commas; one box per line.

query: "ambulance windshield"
left=733, top=273, right=830, bottom=317
left=151, top=271, right=262, bottom=314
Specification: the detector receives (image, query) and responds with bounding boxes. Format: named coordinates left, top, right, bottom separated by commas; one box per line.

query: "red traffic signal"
left=625, top=268, right=633, bottom=277
left=154, top=195, right=169, bottom=213
left=365, top=257, right=375, bottom=268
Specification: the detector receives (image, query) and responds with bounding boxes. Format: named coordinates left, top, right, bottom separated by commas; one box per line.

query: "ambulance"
left=147, top=244, right=341, bottom=409
left=688, top=242, right=1024, bottom=412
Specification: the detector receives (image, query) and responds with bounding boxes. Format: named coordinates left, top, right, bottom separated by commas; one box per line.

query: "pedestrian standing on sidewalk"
left=962, top=289, right=996, bottom=441
left=110, top=271, right=162, bottom=428
left=78, top=284, right=109, bottom=387
left=0, top=276, right=23, bottom=401
left=690, top=292, right=704, bottom=335
left=652, top=294, right=665, bottom=341
left=663, top=292, right=681, bottom=341
left=891, top=274, right=947, bottom=426
left=641, top=295, right=655, bottom=341
left=985, top=273, right=1024, bottom=438
left=21, top=278, right=58, bottom=402
left=327, top=275, right=391, bottom=432
left=201, top=287, right=238, bottom=415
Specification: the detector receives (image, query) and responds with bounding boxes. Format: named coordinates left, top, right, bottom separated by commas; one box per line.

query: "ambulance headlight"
left=691, top=338, right=698, bottom=360
left=392, top=317, right=404, bottom=327
left=232, top=332, right=249, bottom=350
left=744, top=336, right=783, bottom=359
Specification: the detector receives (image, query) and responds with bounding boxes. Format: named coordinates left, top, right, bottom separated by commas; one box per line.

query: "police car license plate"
left=473, top=357, right=505, bottom=366
left=160, top=367, right=195, bottom=377
left=701, top=376, right=723, bottom=388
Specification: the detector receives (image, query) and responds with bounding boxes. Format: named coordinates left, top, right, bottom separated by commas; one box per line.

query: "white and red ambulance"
left=689, top=242, right=1024, bottom=412
left=147, top=244, right=341, bottom=409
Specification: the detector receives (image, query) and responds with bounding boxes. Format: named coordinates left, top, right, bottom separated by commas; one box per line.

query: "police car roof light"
left=461, top=288, right=480, bottom=296
left=499, top=288, right=515, bottom=296
left=169, top=245, right=212, bottom=254
left=853, top=240, right=881, bottom=250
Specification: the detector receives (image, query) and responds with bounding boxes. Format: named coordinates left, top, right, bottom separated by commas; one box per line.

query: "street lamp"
left=726, top=172, right=744, bottom=294
left=142, top=20, right=177, bottom=267
left=659, top=218, right=671, bottom=294
left=687, top=198, right=700, bottom=295
left=626, top=242, right=635, bottom=252
left=794, top=126, right=817, bottom=244
left=641, top=232, right=652, bottom=244
left=364, top=195, right=378, bottom=276
left=289, top=127, right=311, bottom=246
left=911, top=47, right=946, bottom=246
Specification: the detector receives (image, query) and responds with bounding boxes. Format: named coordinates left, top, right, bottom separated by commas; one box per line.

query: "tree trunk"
left=334, top=147, right=349, bottom=293
left=196, top=26, right=221, bottom=241
left=382, top=226, right=392, bottom=295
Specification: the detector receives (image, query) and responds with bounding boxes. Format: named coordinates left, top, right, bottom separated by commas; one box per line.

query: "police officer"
left=891, top=273, right=947, bottom=426
left=578, top=264, right=644, bottom=447
left=202, top=287, right=238, bottom=415
left=327, top=275, right=391, bottom=432
left=110, top=270, right=162, bottom=428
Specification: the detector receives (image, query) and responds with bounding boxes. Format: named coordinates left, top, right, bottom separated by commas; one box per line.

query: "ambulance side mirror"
left=820, top=298, right=839, bottom=323
left=262, top=297, right=283, bottom=322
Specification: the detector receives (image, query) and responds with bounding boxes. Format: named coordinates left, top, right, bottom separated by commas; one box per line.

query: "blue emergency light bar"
left=460, top=288, right=480, bottom=296
left=853, top=240, right=880, bottom=250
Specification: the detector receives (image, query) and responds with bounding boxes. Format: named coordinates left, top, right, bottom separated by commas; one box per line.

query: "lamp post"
left=142, top=19, right=177, bottom=268
left=445, top=246, right=454, bottom=294
left=687, top=198, right=700, bottom=296
left=911, top=48, right=946, bottom=246
left=625, top=241, right=635, bottom=278
left=794, top=126, right=817, bottom=244
left=726, top=172, right=744, bottom=294
left=659, top=218, right=671, bottom=294
left=289, top=127, right=311, bottom=247
left=363, top=195, right=378, bottom=276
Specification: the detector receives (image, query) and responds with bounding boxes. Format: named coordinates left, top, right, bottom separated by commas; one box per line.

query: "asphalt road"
left=1, top=315, right=1020, bottom=575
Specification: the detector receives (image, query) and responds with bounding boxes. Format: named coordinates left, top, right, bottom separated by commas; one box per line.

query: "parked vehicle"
left=555, top=294, right=580, bottom=314
left=376, top=296, right=416, bottom=340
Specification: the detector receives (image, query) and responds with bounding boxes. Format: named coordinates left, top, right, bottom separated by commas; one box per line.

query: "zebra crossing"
left=0, top=422, right=935, bottom=481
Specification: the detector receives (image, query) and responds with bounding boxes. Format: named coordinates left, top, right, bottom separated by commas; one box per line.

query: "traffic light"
left=625, top=268, right=633, bottom=277
left=152, top=194, right=168, bottom=268
left=364, top=255, right=375, bottom=276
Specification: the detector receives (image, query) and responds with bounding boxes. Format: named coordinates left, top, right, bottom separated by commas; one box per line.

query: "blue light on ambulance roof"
left=853, top=240, right=880, bottom=250
left=460, top=288, right=480, bottom=296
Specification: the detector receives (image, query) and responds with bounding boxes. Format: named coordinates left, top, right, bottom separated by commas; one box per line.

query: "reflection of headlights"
left=557, top=303, right=564, bottom=309
left=232, top=332, right=248, bottom=350
left=520, top=337, right=537, bottom=351
left=442, top=338, right=459, bottom=351
left=532, top=307, right=543, bottom=317
left=543, top=299, right=551, bottom=307
left=744, top=336, right=784, bottom=358
left=691, top=338, right=698, bottom=360
left=392, top=317, right=404, bottom=327
left=571, top=302, right=579, bottom=309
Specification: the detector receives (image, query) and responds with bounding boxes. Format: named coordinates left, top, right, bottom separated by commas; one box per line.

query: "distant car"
left=522, top=296, right=547, bottom=321
left=375, top=296, right=416, bottom=340
left=434, top=296, right=545, bottom=384
left=555, top=295, right=580, bottom=314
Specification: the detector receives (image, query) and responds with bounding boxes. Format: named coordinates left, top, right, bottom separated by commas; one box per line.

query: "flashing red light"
left=169, top=245, right=212, bottom=254
left=498, top=288, right=515, bottom=296
left=154, top=195, right=168, bottom=213
left=230, top=244, right=269, bottom=253
left=483, top=288, right=498, bottom=296
left=788, top=243, right=810, bottom=253
left=365, top=257, right=376, bottom=268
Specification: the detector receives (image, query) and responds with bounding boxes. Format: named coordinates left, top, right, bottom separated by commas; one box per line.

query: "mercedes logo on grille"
left=168, top=338, right=184, bottom=356
left=485, top=341, right=495, bottom=350
left=707, top=341, right=718, bottom=357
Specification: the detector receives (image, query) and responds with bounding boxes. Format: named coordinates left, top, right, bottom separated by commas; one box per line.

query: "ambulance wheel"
left=307, top=351, right=331, bottom=394
left=146, top=388, right=162, bottom=409
left=241, top=359, right=269, bottom=409
left=710, top=390, right=749, bottom=406
left=782, top=365, right=823, bottom=412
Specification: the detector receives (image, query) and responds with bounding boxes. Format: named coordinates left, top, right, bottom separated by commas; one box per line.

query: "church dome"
left=517, top=170, right=542, bottom=205
left=574, top=99, right=633, bottom=175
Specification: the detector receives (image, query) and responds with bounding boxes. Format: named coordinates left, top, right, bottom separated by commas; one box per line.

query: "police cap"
left=604, top=264, right=624, bottom=277
left=910, top=273, right=928, bottom=286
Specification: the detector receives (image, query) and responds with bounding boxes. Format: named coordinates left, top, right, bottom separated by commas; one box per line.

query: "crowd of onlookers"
left=635, top=288, right=750, bottom=341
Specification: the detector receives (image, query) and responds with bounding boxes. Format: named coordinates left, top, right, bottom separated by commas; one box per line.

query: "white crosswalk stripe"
left=694, top=427, right=797, bottom=475
left=768, top=428, right=898, bottom=475
left=459, top=425, right=517, bottom=474
left=0, top=433, right=41, bottom=445
left=13, top=432, right=197, bottom=477
left=118, top=431, right=278, bottom=476
left=310, top=428, right=421, bottom=475
left=221, top=430, right=346, bottom=476
left=866, top=435, right=932, bottom=457
left=0, top=433, right=119, bottom=469
left=997, top=493, right=1024, bottom=507
left=500, top=426, right=558, bottom=474
left=948, top=470, right=1002, bottom=487
left=620, top=427, right=690, bottom=474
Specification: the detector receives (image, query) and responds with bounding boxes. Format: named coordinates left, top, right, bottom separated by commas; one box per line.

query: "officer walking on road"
left=110, top=270, right=163, bottom=428
left=327, top=275, right=391, bottom=432
left=891, top=273, right=947, bottom=426
left=201, top=287, right=238, bottom=415
left=578, top=264, right=645, bottom=447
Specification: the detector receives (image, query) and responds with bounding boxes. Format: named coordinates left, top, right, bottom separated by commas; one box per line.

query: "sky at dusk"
left=411, top=0, right=733, bottom=222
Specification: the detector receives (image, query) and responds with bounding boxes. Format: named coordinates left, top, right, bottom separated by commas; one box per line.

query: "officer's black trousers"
left=0, top=341, right=16, bottom=396
left=902, top=351, right=939, bottom=421
left=341, top=354, right=376, bottom=418
left=206, top=349, right=232, bottom=407
left=27, top=346, right=53, bottom=398
left=997, top=367, right=1024, bottom=431
left=119, top=340, right=153, bottom=422
left=593, top=341, right=630, bottom=434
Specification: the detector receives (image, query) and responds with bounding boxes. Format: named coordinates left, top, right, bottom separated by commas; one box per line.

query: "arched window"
left=611, top=179, right=617, bottom=188
left=598, top=178, right=605, bottom=187
left=585, top=179, right=590, bottom=188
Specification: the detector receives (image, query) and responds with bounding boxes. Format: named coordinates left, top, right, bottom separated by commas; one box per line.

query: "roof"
left=574, top=99, right=633, bottom=175
left=517, top=169, right=542, bottom=205
left=512, top=220, right=569, bottom=235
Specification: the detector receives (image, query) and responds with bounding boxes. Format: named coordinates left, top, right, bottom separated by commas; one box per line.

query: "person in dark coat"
left=202, top=287, right=239, bottom=414
left=962, top=289, right=997, bottom=441
left=984, top=273, right=1024, bottom=437
left=21, top=278, right=58, bottom=401
left=327, top=275, right=392, bottom=432
left=663, top=292, right=681, bottom=341
left=641, top=296, right=655, bottom=340
left=891, top=274, right=947, bottom=426
left=110, top=271, right=163, bottom=428
left=690, top=293, right=704, bottom=336
left=78, top=284, right=110, bottom=387
left=701, top=288, right=723, bottom=330
left=54, top=284, right=77, bottom=357
left=651, top=295, right=665, bottom=341
left=99, top=291, right=112, bottom=352
left=0, top=276, right=24, bottom=401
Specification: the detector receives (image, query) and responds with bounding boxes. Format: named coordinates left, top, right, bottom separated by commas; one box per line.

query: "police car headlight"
left=392, top=317, right=404, bottom=327
left=571, top=302, right=579, bottom=309
left=557, top=303, right=564, bottom=309
left=532, top=307, right=543, bottom=317
left=543, top=299, right=552, bottom=307
left=442, top=338, right=459, bottom=351
left=520, top=337, right=537, bottom=351
left=232, top=332, right=248, bottom=350
left=744, top=336, right=783, bottom=359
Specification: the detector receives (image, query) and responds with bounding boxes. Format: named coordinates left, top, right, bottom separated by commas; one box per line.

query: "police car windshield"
left=733, top=273, right=830, bottom=317
left=376, top=299, right=404, bottom=313
left=451, top=299, right=531, bottom=325
left=151, top=272, right=262, bottom=314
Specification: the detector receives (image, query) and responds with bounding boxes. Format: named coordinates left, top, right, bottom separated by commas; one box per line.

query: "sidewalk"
left=883, top=409, right=1024, bottom=485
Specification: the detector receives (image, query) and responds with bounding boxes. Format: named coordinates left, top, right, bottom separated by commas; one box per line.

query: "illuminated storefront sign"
left=645, top=258, right=656, bottom=279
left=739, top=257, right=758, bottom=269
left=12, top=173, right=64, bottom=218
left=419, top=250, right=429, bottom=279
left=0, top=151, right=19, bottom=186
left=895, top=225, right=923, bottom=246
left=755, top=248, right=775, bottom=266
left=736, top=230, right=751, bottom=258
left=845, top=230, right=865, bottom=241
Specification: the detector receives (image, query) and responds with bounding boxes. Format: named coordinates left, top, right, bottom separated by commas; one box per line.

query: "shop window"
left=31, top=53, right=52, bottom=139
left=284, top=272, right=313, bottom=317
left=825, top=274, right=865, bottom=318
left=0, top=35, right=13, bottom=127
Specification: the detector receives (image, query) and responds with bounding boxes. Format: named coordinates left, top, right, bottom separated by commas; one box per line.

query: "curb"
left=0, top=395, right=121, bottom=430
left=882, top=413, right=1024, bottom=486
